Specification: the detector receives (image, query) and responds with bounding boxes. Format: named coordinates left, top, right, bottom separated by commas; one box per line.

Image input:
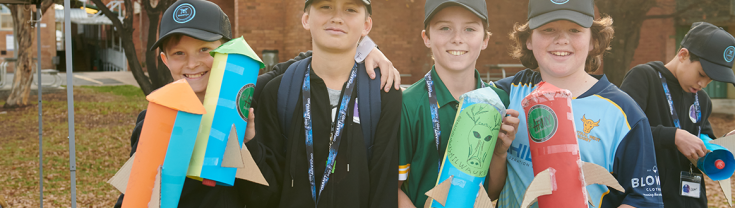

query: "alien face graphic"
left=445, top=103, right=502, bottom=177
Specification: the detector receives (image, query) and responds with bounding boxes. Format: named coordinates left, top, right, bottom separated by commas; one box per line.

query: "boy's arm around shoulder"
left=620, top=65, right=677, bottom=150
left=368, top=87, right=402, bottom=208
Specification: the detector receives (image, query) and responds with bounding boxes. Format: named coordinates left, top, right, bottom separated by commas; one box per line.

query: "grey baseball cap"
left=527, top=0, right=594, bottom=29
left=424, top=0, right=488, bottom=28
left=304, top=0, right=372, bottom=14
left=150, top=0, right=232, bottom=51
left=681, top=22, right=735, bottom=84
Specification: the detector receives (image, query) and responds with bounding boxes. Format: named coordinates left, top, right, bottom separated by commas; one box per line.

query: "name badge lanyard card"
left=424, top=71, right=486, bottom=173
left=303, top=63, right=358, bottom=207
left=659, top=72, right=703, bottom=198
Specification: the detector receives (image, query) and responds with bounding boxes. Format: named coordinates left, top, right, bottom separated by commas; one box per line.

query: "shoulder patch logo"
left=724, top=46, right=735, bottom=63
left=581, top=114, right=600, bottom=134
left=551, top=0, right=570, bottom=5
left=174, top=3, right=196, bottom=24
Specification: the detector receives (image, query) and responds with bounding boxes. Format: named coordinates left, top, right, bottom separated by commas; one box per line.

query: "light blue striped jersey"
left=494, top=69, right=664, bottom=208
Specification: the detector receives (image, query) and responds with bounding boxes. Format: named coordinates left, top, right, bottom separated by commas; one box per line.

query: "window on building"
left=0, top=5, right=11, bottom=30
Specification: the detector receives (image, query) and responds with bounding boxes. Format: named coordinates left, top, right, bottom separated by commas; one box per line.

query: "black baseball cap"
left=681, top=22, right=735, bottom=84
left=527, top=0, right=594, bottom=29
left=424, top=0, right=488, bottom=28
left=149, top=0, right=232, bottom=51
left=304, top=0, right=372, bottom=15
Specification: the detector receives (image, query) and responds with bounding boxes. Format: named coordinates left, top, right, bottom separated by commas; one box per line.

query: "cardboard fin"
left=709, top=134, right=735, bottom=151
left=107, top=153, right=136, bottom=194
left=423, top=197, right=433, bottom=208
left=520, top=168, right=553, bottom=208
left=587, top=192, right=595, bottom=207
left=147, top=166, right=161, bottom=208
left=222, top=124, right=245, bottom=168
left=473, top=184, right=493, bottom=208
left=582, top=162, right=625, bottom=193
left=719, top=178, right=733, bottom=207
left=235, top=144, right=269, bottom=186
left=424, top=176, right=453, bottom=206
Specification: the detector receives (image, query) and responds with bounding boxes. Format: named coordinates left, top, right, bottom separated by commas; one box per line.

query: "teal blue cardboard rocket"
left=424, top=87, right=505, bottom=208
left=187, top=36, right=267, bottom=186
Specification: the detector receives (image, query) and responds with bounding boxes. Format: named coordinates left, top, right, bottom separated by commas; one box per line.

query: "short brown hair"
left=509, top=16, right=614, bottom=73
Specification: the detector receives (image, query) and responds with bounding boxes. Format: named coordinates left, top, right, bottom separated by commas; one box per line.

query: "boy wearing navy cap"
left=620, top=22, right=735, bottom=208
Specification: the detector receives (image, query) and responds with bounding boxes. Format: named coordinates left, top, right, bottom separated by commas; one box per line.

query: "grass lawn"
left=0, top=85, right=146, bottom=207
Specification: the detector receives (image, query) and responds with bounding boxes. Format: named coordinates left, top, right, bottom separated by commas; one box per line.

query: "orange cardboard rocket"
left=519, top=82, right=624, bottom=208
left=110, top=79, right=206, bottom=208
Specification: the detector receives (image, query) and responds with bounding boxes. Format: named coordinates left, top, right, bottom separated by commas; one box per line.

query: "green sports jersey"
left=399, top=67, right=509, bottom=207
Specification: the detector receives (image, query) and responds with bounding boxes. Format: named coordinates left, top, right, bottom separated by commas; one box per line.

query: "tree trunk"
left=91, top=0, right=154, bottom=95
left=144, top=0, right=172, bottom=90
left=597, top=0, right=657, bottom=86
left=4, top=5, right=35, bottom=108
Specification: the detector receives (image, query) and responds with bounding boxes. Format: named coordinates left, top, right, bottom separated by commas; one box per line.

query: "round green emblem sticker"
left=527, top=104, right=557, bottom=143
left=236, top=83, right=255, bottom=121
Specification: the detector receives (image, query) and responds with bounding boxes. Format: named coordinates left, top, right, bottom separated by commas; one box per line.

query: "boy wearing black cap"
left=114, top=0, right=400, bottom=207
left=494, top=0, right=664, bottom=207
left=620, top=22, right=735, bottom=208
left=397, top=0, right=520, bottom=207
left=255, top=0, right=401, bottom=207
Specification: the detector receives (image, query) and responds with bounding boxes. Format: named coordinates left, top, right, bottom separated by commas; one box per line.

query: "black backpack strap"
left=357, top=63, right=381, bottom=160
left=277, top=57, right=312, bottom=139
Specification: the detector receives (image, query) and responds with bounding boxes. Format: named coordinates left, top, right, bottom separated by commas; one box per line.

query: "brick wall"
left=127, top=0, right=682, bottom=83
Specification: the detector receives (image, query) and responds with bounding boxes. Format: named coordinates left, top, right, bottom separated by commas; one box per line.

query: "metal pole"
left=63, top=0, right=77, bottom=207
left=36, top=5, right=43, bottom=208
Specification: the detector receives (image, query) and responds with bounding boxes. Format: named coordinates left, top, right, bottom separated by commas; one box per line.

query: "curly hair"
left=509, top=16, right=614, bottom=73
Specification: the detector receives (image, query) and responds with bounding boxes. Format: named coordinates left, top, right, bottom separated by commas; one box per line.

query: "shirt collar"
left=430, top=66, right=485, bottom=107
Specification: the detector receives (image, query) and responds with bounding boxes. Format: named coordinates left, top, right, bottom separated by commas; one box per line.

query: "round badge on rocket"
left=527, top=104, right=558, bottom=143
left=174, top=3, right=196, bottom=23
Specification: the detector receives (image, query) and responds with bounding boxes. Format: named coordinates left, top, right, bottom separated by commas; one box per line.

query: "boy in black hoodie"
left=620, top=22, right=735, bottom=208
left=253, top=0, right=401, bottom=207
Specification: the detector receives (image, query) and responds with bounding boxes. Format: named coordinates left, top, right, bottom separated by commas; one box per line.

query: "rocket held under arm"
left=423, top=87, right=506, bottom=208
left=114, top=79, right=206, bottom=208
left=519, top=82, right=623, bottom=208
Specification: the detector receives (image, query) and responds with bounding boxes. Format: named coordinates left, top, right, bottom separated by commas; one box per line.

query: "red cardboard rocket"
left=519, top=82, right=624, bottom=208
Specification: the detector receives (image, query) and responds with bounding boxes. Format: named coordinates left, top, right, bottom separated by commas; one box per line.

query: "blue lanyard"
left=659, top=72, right=701, bottom=134
left=303, top=63, right=358, bottom=206
left=424, top=71, right=486, bottom=173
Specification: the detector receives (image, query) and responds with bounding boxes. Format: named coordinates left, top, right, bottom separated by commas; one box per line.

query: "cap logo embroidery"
left=724, top=46, right=735, bottom=63
left=551, top=0, right=570, bottom=5
left=174, top=3, right=196, bottom=24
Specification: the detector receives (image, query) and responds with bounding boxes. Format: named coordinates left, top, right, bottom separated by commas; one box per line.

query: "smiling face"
left=423, top=6, right=489, bottom=73
left=302, top=0, right=372, bottom=53
left=675, top=50, right=712, bottom=93
left=161, top=35, right=223, bottom=101
left=526, top=20, right=592, bottom=79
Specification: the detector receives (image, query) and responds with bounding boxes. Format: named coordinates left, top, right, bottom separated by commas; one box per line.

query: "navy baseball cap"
left=527, top=0, right=594, bottom=29
left=150, top=0, right=232, bottom=51
left=424, top=0, right=488, bottom=28
left=681, top=22, right=735, bottom=84
left=304, top=0, right=372, bottom=14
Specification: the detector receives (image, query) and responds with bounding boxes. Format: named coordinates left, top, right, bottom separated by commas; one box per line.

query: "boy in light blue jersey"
left=492, top=0, right=664, bottom=207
